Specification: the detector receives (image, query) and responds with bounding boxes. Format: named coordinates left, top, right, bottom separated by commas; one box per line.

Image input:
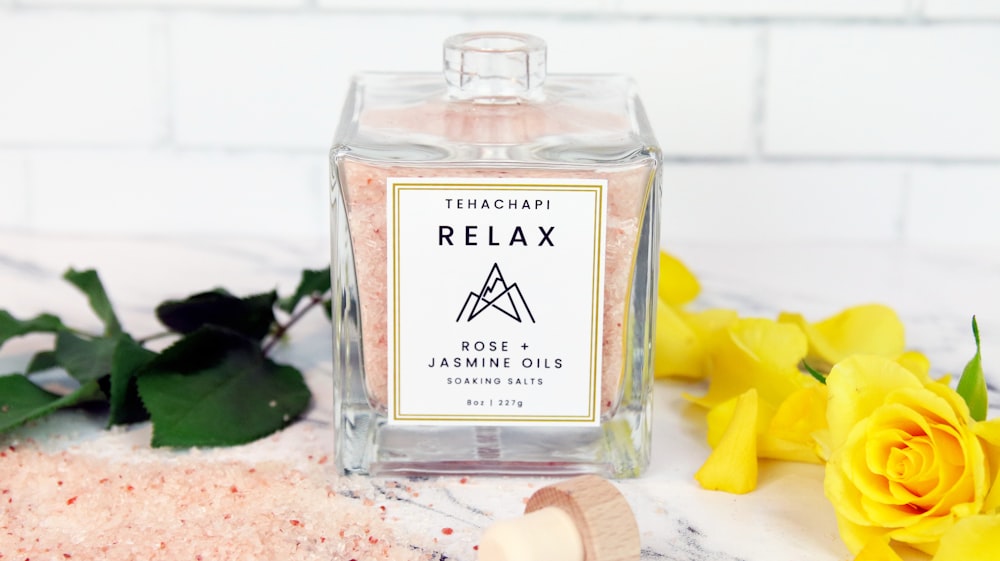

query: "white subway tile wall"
left=316, top=0, right=611, bottom=12
left=0, top=12, right=167, bottom=146
left=21, top=0, right=307, bottom=7
left=906, top=166, right=1000, bottom=245
left=487, top=21, right=759, bottom=158
left=925, top=1, right=1000, bottom=19
left=171, top=13, right=464, bottom=149
left=765, top=25, right=1000, bottom=159
left=619, top=0, right=908, bottom=18
left=660, top=164, right=906, bottom=243
left=0, top=155, right=28, bottom=229
left=0, top=2, right=998, bottom=245
left=27, top=151, right=325, bottom=237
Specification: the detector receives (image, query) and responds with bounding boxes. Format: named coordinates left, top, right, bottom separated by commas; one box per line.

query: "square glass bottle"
left=330, top=32, right=661, bottom=477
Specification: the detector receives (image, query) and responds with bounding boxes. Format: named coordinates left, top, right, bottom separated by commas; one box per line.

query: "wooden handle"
left=524, top=475, right=640, bottom=561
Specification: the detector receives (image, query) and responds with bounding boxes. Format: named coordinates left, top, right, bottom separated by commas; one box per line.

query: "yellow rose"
left=825, top=355, right=991, bottom=556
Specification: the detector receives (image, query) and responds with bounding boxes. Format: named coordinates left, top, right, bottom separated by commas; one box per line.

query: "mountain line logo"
left=456, top=263, right=536, bottom=323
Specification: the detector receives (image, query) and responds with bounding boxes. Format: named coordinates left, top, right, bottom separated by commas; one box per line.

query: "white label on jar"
left=386, top=177, right=607, bottom=425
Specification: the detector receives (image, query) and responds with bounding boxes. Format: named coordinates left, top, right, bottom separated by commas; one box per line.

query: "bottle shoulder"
left=332, top=73, right=660, bottom=167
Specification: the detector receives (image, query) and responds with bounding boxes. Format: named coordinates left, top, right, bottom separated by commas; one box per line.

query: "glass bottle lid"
left=443, top=32, right=547, bottom=101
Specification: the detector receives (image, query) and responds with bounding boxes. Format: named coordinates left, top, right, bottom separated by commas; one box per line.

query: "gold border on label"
left=388, top=179, right=607, bottom=424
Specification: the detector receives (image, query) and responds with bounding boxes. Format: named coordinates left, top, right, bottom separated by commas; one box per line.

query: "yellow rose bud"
left=824, top=356, right=990, bottom=556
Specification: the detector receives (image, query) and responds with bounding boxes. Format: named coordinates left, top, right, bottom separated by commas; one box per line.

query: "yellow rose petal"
left=705, top=392, right=774, bottom=448
left=779, top=304, right=906, bottom=370
left=695, top=388, right=759, bottom=494
left=705, top=395, right=740, bottom=448
left=931, top=514, right=1000, bottom=561
left=854, top=536, right=903, bottom=561
left=760, top=383, right=827, bottom=464
left=654, top=300, right=702, bottom=379
left=827, top=442, right=888, bottom=549
left=658, top=250, right=700, bottom=307
left=655, top=303, right=738, bottom=380
left=688, top=318, right=807, bottom=409
left=896, top=350, right=932, bottom=381
left=825, top=356, right=925, bottom=449
left=705, top=385, right=824, bottom=464
left=832, top=510, right=891, bottom=555
left=681, top=307, right=739, bottom=338
left=973, top=418, right=1000, bottom=514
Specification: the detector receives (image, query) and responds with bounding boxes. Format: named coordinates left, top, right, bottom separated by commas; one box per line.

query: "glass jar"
left=330, top=32, right=661, bottom=477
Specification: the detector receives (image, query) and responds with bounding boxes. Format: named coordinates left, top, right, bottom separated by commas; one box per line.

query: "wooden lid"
left=524, top=475, right=640, bottom=561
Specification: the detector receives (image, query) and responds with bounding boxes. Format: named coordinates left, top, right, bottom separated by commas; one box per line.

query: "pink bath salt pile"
left=340, top=162, right=653, bottom=415
left=0, top=446, right=428, bottom=561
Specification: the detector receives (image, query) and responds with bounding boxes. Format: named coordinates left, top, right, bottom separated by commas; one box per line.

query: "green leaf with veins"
left=108, top=335, right=156, bottom=427
left=137, top=326, right=310, bottom=447
left=956, top=316, right=988, bottom=422
left=63, top=268, right=122, bottom=336
left=0, top=310, right=65, bottom=349
left=0, top=374, right=105, bottom=433
left=156, top=290, right=277, bottom=341
left=278, top=268, right=331, bottom=314
left=54, top=331, right=120, bottom=384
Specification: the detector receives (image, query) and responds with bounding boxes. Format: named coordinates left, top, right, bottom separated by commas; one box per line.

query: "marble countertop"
left=2, top=232, right=998, bottom=560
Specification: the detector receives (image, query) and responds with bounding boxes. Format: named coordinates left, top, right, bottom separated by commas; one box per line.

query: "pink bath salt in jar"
left=330, top=32, right=661, bottom=477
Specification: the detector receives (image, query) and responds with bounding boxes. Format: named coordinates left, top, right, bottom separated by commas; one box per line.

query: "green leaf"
left=956, top=316, right=988, bottom=422
left=26, top=350, right=58, bottom=375
left=156, top=291, right=277, bottom=341
left=63, top=268, right=122, bottom=336
left=802, top=360, right=828, bottom=385
left=137, top=327, right=311, bottom=447
left=278, top=268, right=331, bottom=314
left=0, top=310, right=65, bottom=349
left=108, top=335, right=156, bottom=427
left=0, top=374, right=105, bottom=433
left=54, top=331, right=119, bottom=384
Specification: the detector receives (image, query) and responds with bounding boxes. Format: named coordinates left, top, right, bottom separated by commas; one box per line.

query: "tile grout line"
left=906, top=0, right=927, bottom=23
